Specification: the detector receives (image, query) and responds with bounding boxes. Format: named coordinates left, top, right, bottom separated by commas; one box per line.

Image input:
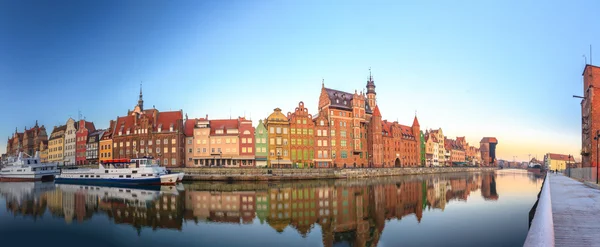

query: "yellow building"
left=431, top=128, right=446, bottom=166
left=48, top=125, right=66, bottom=164
left=265, top=108, right=292, bottom=168
left=545, top=153, right=574, bottom=171
left=40, top=140, right=48, bottom=163
left=99, top=121, right=115, bottom=164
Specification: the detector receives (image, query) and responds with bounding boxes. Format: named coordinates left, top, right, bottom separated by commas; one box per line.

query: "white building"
left=63, top=118, right=77, bottom=166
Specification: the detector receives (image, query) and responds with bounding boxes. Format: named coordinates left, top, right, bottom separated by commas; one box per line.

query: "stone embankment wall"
left=170, top=167, right=498, bottom=181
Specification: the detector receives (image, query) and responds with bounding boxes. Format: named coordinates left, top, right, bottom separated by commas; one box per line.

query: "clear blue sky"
left=0, top=0, right=597, bottom=161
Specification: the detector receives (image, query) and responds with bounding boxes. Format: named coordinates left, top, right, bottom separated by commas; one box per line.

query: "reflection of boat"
left=56, top=183, right=180, bottom=205
left=0, top=152, right=60, bottom=182
left=0, top=181, right=55, bottom=202
left=55, top=158, right=179, bottom=185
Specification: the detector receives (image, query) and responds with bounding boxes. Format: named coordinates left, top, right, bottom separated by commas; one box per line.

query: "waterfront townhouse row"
left=4, top=73, right=498, bottom=168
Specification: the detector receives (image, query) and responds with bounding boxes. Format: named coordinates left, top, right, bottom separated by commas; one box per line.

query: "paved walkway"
left=550, top=173, right=600, bottom=246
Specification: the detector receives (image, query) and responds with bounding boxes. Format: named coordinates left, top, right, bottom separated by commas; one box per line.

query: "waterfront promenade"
left=551, top=174, right=600, bottom=247
left=526, top=173, right=600, bottom=247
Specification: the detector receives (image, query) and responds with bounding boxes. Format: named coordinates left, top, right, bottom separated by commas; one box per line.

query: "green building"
left=255, top=191, right=269, bottom=224
left=255, top=119, right=269, bottom=167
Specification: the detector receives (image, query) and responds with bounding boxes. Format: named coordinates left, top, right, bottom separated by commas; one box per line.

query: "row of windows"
left=112, top=138, right=177, bottom=148
left=115, top=147, right=178, bottom=155
left=269, top=149, right=288, bottom=157
left=269, top=127, right=288, bottom=134
left=290, top=149, right=314, bottom=161
left=188, top=147, right=240, bottom=154
left=317, top=150, right=329, bottom=158
left=290, top=128, right=314, bottom=136
left=290, top=139, right=314, bottom=146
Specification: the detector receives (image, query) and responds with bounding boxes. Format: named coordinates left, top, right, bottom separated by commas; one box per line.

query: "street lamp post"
left=277, top=151, right=281, bottom=168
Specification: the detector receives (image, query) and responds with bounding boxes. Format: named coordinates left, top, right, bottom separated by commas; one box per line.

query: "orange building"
left=99, top=120, right=115, bottom=164
left=287, top=101, right=315, bottom=168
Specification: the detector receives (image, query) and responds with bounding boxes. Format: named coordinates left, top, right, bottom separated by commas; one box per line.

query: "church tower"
left=366, top=68, right=376, bottom=108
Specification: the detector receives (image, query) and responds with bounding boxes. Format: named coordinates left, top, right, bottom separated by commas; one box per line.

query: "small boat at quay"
left=0, top=152, right=59, bottom=182
left=55, top=158, right=180, bottom=186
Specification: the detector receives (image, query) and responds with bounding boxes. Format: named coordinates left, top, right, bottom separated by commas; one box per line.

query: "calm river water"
left=0, top=170, right=542, bottom=247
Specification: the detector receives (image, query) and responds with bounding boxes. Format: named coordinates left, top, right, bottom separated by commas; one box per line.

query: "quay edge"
left=168, top=167, right=499, bottom=182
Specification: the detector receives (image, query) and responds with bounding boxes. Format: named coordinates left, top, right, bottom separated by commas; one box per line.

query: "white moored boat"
left=0, top=152, right=59, bottom=182
left=55, top=158, right=179, bottom=186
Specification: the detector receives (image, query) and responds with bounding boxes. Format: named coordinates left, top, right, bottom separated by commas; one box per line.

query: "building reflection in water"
left=0, top=172, right=500, bottom=246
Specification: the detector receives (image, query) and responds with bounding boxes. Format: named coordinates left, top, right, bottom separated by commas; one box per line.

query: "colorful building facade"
left=99, top=120, right=114, bottom=164
left=313, top=111, right=333, bottom=168
left=319, top=78, right=373, bottom=168
left=48, top=125, right=66, bottom=164
left=238, top=117, right=255, bottom=167
left=288, top=101, right=315, bottom=168
left=86, top=129, right=104, bottom=165
left=64, top=118, right=77, bottom=165
left=111, top=89, right=185, bottom=167
left=255, top=120, right=269, bottom=167
left=75, top=120, right=95, bottom=165
left=265, top=108, right=292, bottom=168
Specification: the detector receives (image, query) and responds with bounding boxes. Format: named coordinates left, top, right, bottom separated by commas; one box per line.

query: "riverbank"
left=170, top=167, right=498, bottom=181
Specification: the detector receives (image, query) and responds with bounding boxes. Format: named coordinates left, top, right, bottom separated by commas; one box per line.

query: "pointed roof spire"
left=373, top=105, right=381, bottom=117
left=138, top=81, right=144, bottom=110
left=412, top=115, right=420, bottom=127
left=322, top=78, right=324, bottom=88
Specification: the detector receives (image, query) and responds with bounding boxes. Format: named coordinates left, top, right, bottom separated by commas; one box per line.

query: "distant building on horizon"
left=480, top=137, right=498, bottom=166
left=544, top=153, right=575, bottom=171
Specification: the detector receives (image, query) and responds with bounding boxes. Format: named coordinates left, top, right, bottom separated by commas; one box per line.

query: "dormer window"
left=336, top=99, right=339, bottom=103
left=344, top=100, right=347, bottom=105
left=170, top=124, right=173, bottom=132
left=158, top=124, right=162, bottom=132
left=126, top=129, right=130, bottom=135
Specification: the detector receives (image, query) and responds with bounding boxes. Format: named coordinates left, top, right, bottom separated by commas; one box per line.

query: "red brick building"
left=288, top=101, right=315, bottom=168
left=75, top=120, right=95, bottom=165
left=581, top=64, right=600, bottom=167
left=319, top=82, right=372, bottom=168
left=368, top=106, right=384, bottom=167
left=480, top=137, right=498, bottom=167
left=6, top=121, right=47, bottom=157
left=111, top=89, right=185, bottom=167
left=379, top=115, right=420, bottom=168
left=238, top=117, right=255, bottom=167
